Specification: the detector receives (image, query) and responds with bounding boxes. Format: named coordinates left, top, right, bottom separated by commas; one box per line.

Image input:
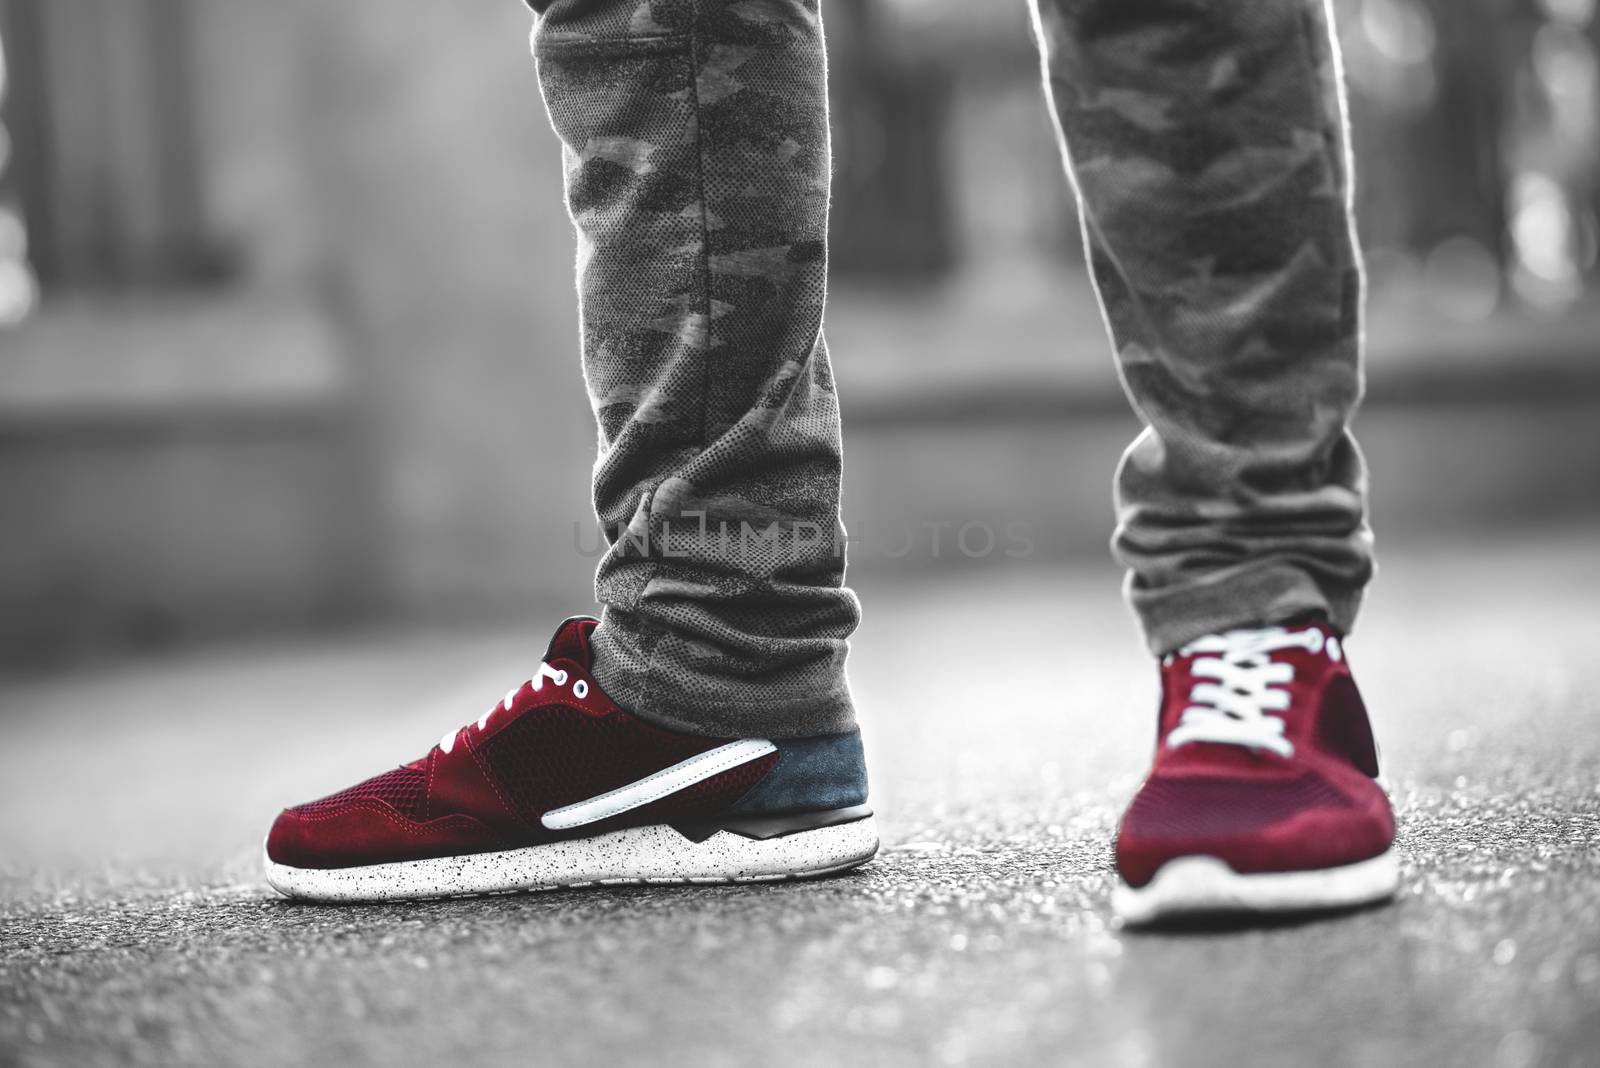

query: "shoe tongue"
left=543, top=615, right=599, bottom=667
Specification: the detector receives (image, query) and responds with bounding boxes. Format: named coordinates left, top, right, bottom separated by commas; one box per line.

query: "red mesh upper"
left=295, top=766, right=429, bottom=821
left=614, top=751, right=779, bottom=830
left=1120, top=772, right=1350, bottom=839
left=478, top=702, right=729, bottom=826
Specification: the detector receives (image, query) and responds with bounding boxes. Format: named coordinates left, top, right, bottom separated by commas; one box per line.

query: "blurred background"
left=1, top=0, right=1598, bottom=664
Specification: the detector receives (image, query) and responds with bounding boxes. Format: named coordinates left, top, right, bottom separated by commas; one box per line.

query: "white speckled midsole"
left=1112, top=849, right=1399, bottom=925
left=264, top=815, right=879, bottom=902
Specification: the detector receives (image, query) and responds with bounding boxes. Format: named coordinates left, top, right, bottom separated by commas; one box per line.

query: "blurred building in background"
left=2, top=0, right=1599, bottom=667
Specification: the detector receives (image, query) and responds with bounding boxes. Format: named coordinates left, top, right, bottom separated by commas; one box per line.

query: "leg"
left=1028, top=0, right=1373, bottom=653
left=262, top=0, right=877, bottom=900
left=1029, top=0, right=1397, bottom=922
left=532, top=0, right=857, bottom=736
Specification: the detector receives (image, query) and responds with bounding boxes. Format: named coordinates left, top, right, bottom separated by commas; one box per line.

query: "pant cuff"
left=587, top=624, right=858, bottom=740
left=1131, top=560, right=1366, bottom=656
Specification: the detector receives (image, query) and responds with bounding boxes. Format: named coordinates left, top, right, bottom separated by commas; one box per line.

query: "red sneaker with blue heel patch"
left=1113, top=620, right=1397, bottom=924
left=264, top=617, right=876, bottom=901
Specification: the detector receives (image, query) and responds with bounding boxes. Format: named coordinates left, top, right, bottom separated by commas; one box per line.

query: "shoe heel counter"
left=730, top=730, right=868, bottom=814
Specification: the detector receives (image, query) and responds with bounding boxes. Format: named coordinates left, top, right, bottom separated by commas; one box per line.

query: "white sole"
left=1113, top=849, right=1399, bottom=925
left=264, top=815, right=879, bottom=903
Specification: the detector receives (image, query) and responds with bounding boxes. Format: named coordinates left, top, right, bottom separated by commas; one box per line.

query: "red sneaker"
left=264, top=617, right=877, bottom=901
left=1113, top=620, right=1397, bottom=924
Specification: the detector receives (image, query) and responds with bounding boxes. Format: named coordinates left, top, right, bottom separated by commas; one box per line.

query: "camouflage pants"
left=530, top=0, right=1372, bottom=738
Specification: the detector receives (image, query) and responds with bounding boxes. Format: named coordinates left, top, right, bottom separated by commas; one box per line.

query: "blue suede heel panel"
left=730, top=731, right=868, bottom=814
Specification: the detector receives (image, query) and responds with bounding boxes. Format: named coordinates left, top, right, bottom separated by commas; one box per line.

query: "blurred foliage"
left=2, top=0, right=1597, bottom=319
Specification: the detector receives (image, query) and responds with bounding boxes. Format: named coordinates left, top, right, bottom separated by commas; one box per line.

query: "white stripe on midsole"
left=540, top=738, right=777, bottom=830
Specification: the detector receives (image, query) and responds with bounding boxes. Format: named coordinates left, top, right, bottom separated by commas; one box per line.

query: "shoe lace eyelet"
left=573, top=679, right=589, bottom=699
left=554, top=669, right=569, bottom=686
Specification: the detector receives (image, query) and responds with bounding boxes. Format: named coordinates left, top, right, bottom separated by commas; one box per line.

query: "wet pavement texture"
left=3, top=530, right=1599, bottom=1067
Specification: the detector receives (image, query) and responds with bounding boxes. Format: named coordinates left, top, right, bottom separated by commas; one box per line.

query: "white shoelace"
left=1165, top=625, right=1340, bottom=758
left=437, top=662, right=586, bottom=754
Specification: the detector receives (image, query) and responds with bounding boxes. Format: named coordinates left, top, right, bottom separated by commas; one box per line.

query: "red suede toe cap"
left=1114, top=767, right=1394, bottom=888
left=266, top=802, right=502, bottom=870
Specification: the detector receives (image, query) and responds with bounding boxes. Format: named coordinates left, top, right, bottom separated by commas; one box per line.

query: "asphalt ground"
left=3, top=529, right=1598, bottom=1067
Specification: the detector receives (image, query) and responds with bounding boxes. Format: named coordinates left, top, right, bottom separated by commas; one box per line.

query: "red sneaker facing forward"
left=1113, top=620, right=1397, bottom=924
left=264, top=617, right=877, bottom=902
